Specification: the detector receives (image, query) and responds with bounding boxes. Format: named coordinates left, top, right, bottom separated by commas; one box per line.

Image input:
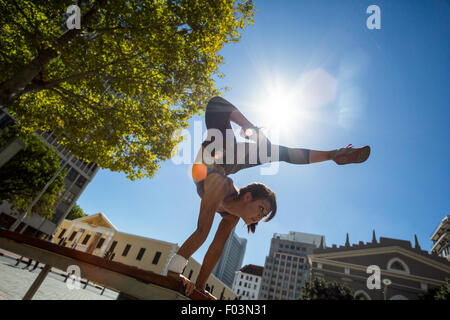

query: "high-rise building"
left=232, top=264, right=264, bottom=300
left=258, top=231, right=325, bottom=300
left=212, top=227, right=247, bottom=288
left=0, top=109, right=99, bottom=238
left=430, top=215, right=450, bottom=261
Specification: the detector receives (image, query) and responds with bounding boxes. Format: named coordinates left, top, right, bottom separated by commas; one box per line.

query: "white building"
left=430, top=215, right=450, bottom=260
left=232, top=264, right=264, bottom=300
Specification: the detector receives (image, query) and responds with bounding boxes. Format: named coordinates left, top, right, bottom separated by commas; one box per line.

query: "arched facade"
left=387, top=257, right=410, bottom=274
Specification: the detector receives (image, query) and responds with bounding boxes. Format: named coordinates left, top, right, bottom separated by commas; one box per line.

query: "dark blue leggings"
left=201, top=96, right=310, bottom=176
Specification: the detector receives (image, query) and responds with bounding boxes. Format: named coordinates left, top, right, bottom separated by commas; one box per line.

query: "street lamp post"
left=382, top=278, right=392, bottom=300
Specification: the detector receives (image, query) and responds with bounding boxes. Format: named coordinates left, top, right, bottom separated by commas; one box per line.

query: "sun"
left=247, top=69, right=339, bottom=144
left=254, top=78, right=304, bottom=140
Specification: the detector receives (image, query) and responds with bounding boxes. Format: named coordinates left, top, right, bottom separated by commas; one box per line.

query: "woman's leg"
left=279, top=146, right=336, bottom=164
left=206, top=97, right=370, bottom=172
left=230, top=109, right=254, bottom=130
left=228, top=142, right=368, bottom=175
left=229, top=107, right=336, bottom=164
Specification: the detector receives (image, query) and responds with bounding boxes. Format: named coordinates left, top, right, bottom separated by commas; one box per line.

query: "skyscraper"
left=258, top=231, right=325, bottom=300
left=0, top=109, right=99, bottom=238
left=212, top=227, right=247, bottom=288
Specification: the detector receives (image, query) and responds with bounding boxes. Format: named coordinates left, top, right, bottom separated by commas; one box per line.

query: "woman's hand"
left=180, top=275, right=196, bottom=296
left=167, top=271, right=196, bottom=296
left=198, top=288, right=217, bottom=300
left=196, top=282, right=217, bottom=300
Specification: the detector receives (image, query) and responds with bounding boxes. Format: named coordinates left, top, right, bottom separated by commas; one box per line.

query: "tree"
left=66, top=204, right=87, bottom=220
left=419, top=278, right=450, bottom=300
left=0, top=125, right=66, bottom=220
left=0, top=0, right=255, bottom=180
left=299, top=277, right=355, bottom=300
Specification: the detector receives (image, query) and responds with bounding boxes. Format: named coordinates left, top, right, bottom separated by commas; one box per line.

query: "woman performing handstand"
left=166, top=96, right=370, bottom=299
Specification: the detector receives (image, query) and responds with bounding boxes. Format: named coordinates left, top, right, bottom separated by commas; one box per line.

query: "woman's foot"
left=331, top=144, right=371, bottom=165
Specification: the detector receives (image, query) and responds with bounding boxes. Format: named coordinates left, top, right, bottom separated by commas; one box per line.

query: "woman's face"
left=239, top=192, right=272, bottom=226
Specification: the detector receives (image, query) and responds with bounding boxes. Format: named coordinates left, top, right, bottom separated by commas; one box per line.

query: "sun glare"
left=254, top=78, right=304, bottom=140
left=248, top=69, right=339, bottom=143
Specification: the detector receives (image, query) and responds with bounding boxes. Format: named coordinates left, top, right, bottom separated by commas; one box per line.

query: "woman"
left=167, top=96, right=370, bottom=298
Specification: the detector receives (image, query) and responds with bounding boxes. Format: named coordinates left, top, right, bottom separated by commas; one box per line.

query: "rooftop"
left=239, top=264, right=264, bottom=276
left=313, top=232, right=450, bottom=266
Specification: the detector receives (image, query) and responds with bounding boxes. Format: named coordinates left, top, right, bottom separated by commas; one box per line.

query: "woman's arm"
left=175, top=173, right=230, bottom=260
left=195, top=214, right=240, bottom=292
left=168, top=174, right=232, bottom=297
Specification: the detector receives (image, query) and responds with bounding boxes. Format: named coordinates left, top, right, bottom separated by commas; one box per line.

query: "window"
left=82, top=234, right=91, bottom=245
left=66, top=168, right=79, bottom=182
left=75, top=176, right=87, bottom=188
left=387, top=258, right=410, bottom=274
left=96, top=238, right=105, bottom=249
left=152, top=252, right=161, bottom=265
left=68, top=231, right=77, bottom=241
left=58, top=229, right=66, bottom=239
left=62, top=191, right=76, bottom=204
left=391, top=261, right=405, bottom=271
left=0, top=115, right=14, bottom=129
left=136, top=248, right=146, bottom=260
left=188, top=270, right=193, bottom=280
left=122, top=244, right=132, bottom=256
left=109, top=241, right=118, bottom=252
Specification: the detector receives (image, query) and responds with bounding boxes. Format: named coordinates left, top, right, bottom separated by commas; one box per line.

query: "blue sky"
left=77, top=0, right=450, bottom=268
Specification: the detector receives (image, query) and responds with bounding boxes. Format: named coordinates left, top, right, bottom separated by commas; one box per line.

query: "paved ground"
left=0, top=251, right=118, bottom=300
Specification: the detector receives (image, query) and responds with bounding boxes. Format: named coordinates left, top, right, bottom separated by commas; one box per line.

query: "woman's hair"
left=237, top=183, right=277, bottom=234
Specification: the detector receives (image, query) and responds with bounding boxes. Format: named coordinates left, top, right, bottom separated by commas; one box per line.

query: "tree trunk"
left=0, top=0, right=105, bottom=107
left=0, top=48, right=58, bottom=107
